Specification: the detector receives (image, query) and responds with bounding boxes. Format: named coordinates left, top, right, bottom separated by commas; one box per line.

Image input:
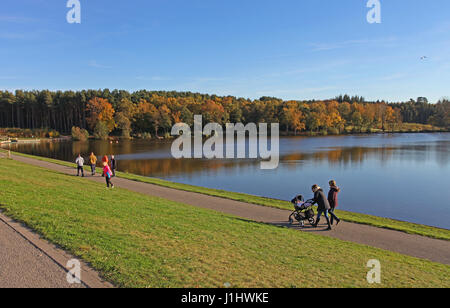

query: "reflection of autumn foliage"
left=282, top=146, right=399, bottom=166
left=7, top=136, right=450, bottom=178
left=118, top=158, right=253, bottom=177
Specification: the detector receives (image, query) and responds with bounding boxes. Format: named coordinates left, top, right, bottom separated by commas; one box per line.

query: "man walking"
left=89, top=152, right=97, bottom=176
left=75, top=154, right=85, bottom=177
left=111, top=155, right=117, bottom=177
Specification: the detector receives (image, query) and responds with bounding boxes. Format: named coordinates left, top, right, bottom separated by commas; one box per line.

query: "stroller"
left=288, top=195, right=316, bottom=227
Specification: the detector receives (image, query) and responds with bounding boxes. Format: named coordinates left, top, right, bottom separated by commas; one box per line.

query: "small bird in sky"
left=420, top=56, right=428, bottom=60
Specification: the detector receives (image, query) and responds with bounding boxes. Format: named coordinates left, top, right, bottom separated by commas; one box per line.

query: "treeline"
left=0, top=89, right=448, bottom=139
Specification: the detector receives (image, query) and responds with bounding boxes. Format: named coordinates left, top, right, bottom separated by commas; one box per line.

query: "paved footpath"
left=0, top=217, right=85, bottom=288
left=6, top=154, right=450, bottom=266
left=0, top=153, right=113, bottom=288
left=0, top=214, right=112, bottom=288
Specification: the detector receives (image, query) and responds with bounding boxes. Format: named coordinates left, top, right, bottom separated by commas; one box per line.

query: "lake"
left=4, top=133, right=450, bottom=229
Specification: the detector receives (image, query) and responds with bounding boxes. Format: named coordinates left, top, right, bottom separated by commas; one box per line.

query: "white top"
left=75, top=157, right=84, bottom=167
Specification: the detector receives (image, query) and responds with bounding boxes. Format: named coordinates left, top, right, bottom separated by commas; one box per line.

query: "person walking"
left=101, top=155, right=109, bottom=177
left=110, top=155, right=117, bottom=177
left=75, top=154, right=85, bottom=177
left=103, top=162, right=114, bottom=189
left=328, top=180, right=341, bottom=225
left=311, top=184, right=332, bottom=230
left=89, top=152, right=97, bottom=176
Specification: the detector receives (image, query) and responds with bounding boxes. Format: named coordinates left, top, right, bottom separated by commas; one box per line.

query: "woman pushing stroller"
left=311, top=184, right=340, bottom=230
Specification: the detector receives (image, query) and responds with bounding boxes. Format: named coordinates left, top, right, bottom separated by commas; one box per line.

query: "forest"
left=0, top=89, right=448, bottom=139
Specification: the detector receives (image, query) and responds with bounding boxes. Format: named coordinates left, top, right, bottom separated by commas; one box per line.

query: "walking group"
left=75, top=153, right=117, bottom=188
left=290, top=180, right=341, bottom=231
left=311, top=181, right=341, bottom=230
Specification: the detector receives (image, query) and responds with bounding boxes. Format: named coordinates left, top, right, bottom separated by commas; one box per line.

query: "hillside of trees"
left=0, top=89, right=448, bottom=139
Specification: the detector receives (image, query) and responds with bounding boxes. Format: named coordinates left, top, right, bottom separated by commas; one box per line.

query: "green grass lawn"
left=0, top=157, right=449, bottom=288
left=3, top=149, right=449, bottom=241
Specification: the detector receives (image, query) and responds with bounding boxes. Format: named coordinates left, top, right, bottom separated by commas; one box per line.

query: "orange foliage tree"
left=86, top=98, right=115, bottom=132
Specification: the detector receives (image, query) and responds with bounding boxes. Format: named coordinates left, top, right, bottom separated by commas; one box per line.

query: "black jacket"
left=313, top=189, right=331, bottom=211
left=111, top=159, right=117, bottom=169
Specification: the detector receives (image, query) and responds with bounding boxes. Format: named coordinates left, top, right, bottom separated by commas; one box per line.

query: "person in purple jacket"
left=328, top=180, right=341, bottom=225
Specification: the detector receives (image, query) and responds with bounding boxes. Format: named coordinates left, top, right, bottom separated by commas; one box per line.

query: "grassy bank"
left=3, top=149, right=449, bottom=241
left=0, top=158, right=449, bottom=287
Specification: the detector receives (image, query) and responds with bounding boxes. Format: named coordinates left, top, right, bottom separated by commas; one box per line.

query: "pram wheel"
left=308, top=217, right=315, bottom=226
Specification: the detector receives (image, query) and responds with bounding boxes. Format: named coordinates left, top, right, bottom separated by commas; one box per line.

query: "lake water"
left=4, top=133, right=450, bottom=229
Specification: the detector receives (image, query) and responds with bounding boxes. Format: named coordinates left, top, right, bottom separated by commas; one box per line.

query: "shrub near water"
left=0, top=128, right=59, bottom=139
left=71, top=126, right=89, bottom=141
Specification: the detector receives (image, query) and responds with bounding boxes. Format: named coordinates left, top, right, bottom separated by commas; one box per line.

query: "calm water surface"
left=5, top=133, right=450, bottom=229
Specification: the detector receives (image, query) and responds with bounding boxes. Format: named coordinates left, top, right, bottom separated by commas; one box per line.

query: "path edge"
left=0, top=211, right=114, bottom=288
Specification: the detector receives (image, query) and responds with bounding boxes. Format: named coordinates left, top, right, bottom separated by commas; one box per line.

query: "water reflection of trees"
left=282, top=147, right=397, bottom=167
left=282, top=144, right=449, bottom=168
left=118, top=144, right=449, bottom=177
left=5, top=139, right=449, bottom=177
left=119, top=158, right=257, bottom=177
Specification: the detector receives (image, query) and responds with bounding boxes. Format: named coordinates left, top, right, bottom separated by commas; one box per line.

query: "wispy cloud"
left=310, top=37, right=397, bottom=51
left=88, top=61, right=112, bottom=69
left=0, top=15, right=39, bottom=23
left=379, top=73, right=407, bottom=81
left=256, top=86, right=340, bottom=97
left=261, top=59, right=352, bottom=79
left=0, top=32, right=34, bottom=39
left=0, top=29, right=64, bottom=40
left=136, top=76, right=171, bottom=81
left=0, top=76, right=18, bottom=80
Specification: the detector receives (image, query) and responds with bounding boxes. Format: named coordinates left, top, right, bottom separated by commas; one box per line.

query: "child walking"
left=103, top=162, right=114, bottom=188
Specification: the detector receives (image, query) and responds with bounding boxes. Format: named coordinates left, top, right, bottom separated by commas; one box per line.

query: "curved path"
left=0, top=213, right=112, bottom=288
left=0, top=217, right=84, bottom=288
left=8, top=154, right=450, bottom=265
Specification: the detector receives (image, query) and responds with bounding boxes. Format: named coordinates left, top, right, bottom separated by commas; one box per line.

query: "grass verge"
left=2, top=149, right=449, bottom=241
left=0, top=158, right=449, bottom=287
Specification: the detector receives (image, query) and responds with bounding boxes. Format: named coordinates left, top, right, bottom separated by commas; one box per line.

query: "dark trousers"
left=329, top=207, right=340, bottom=224
left=77, top=166, right=84, bottom=177
left=316, top=210, right=332, bottom=228
left=106, top=176, right=113, bottom=188
left=91, top=164, right=96, bottom=175
left=112, top=168, right=116, bottom=177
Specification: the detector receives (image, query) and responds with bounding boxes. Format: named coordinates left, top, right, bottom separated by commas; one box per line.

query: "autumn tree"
left=1, top=90, right=447, bottom=138
left=133, top=99, right=160, bottom=137
left=201, top=100, right=227, bottom=124
left=115, top=98, right=136, bottom=139
left=281, top=101, right=305, bottom=135
left=86, top=97, right=115, bottom=133
left=159, top=105, right=173, bottom=135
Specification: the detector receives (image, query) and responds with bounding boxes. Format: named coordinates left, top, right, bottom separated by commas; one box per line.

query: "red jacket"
left=103, top=165, right=112, bottom=178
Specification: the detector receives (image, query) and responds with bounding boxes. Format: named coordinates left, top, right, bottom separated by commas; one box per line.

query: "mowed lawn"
left=7, top=150, right=449, bottom=241
left=0, top=158, right=449, bottom=288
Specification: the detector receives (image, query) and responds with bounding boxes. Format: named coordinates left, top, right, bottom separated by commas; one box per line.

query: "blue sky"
left=1, top=0, right=449, bottom=103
